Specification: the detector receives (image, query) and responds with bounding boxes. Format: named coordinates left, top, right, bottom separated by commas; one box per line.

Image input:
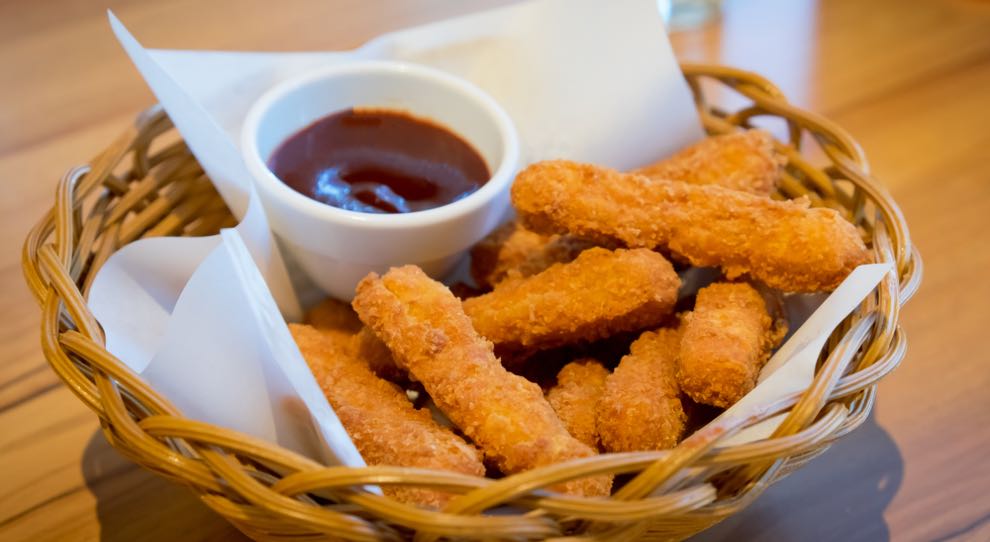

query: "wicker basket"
left=22, top=64, right=921, bottom=541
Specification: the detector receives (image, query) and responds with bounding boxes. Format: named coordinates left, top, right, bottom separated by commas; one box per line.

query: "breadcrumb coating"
left=462, top=247, right=680, bottom=353
left=545, top=359, right=610, bottom=449
left=469, top=220, right=596, bottom=289
left=511, top=160, right=870, bottom=292
left=350, top=326, right=406, bottom=383
left=472, top=132, right=781, bottom=289
left=353, top=266, right=611, bottom=497
left=634, top=129, right=783, bottom=196
left=597, top=326, right=687, bottom=452
left=305, top=298, right=361, bottom=339
left=290, top=323, right=484, bottom=507
left=677, top=282, right=786, bottom=408
left=305, top=298, right=404, bottom=382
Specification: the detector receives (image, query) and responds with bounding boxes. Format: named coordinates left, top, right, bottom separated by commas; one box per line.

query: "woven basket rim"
left=21, top=62, right=921, bottom=541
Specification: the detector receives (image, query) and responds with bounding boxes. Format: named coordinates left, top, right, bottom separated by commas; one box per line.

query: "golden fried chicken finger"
left=462, top=247, right=679, bottom=354
left=305, top=298, right=404, bottom=382
left=511, top=160, right=870, bottom=292
left=289, top=323, right=484, bottom=507
left=353, top=266, right=611, bottom=497
left=472, top=133, right=780, bottom=289
left=545, top=359, right=610, bottom=450
left=634, top=129, right=783, bottom=196
left=351, top=326, right=406, bottom=383
left=597, top=326, right=687, bottom=452
left=470, top=220, right=596, bottom=289
left=306, top=298, right=362, bottom=337
left=678, top=282, right=786, bottom=408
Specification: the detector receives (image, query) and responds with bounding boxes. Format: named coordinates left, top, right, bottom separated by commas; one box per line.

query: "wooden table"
left=2, top=0, right=988, bottom=540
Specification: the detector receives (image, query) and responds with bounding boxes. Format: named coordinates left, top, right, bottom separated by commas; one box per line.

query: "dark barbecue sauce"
left=267, top=108, right=490, bottom=214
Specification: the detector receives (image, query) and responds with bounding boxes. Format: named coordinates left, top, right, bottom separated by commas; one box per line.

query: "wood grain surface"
left=2, top=0, right=989, bottom=540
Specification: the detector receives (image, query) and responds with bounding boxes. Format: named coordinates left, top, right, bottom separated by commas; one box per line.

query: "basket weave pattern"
left=22, top=64, right=921, bottom=541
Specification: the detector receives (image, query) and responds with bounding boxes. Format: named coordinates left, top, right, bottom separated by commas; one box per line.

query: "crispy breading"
left=305, top=298, right=404, bottom=382
left=462, top=247, right=680, bottom=353
left=634, top=129, right=783, bottom=196
left=677, top=282, right=786, bottom=408
left=289, top=323, right=484, bottom=507
left=305, top=298, right=362, bottom=339
left=472, top=132, right=780, bottom=289
left=350, top=326, right=407, bottom=383
left=545, top=359, right=610, bottom=450
left=597, top=326, right=687, bottom=452
left=511, top=160, right=870, bottom=292
left=352, top=266, right=611, bottom=497
left=469, top=220, right=596, bottom=289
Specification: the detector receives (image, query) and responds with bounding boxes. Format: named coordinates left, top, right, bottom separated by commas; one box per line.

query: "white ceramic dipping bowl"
left=242, top=61, right=520, bottom=300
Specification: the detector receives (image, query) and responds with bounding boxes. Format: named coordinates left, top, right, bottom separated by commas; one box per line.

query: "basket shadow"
left=690, top=409, right=903, bottom=542
left=81, top=429, right=248, bottom=542
left=76, top=411, right=901, bottom=541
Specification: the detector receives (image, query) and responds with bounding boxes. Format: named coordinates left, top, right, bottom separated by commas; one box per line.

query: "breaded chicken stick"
left=305, top=298, right=404, bottom=382
left=545, top=359, right=610, bottom=450
left=678, top=282, right=785, bottom=408
left=350, top=326, right=406, bottom=383
left=305, top=298, right=362, bottom=338
left=469, top=220, right=596, bottom=289
left=511, top=160, right=870, bottom=292
left=597, top=326, right=687, bottom=452
left=353, top=266, right=611, bottom=497
left=633, top=129, right=783, bottom=196
left=471, top=132, right=780, bottom=288
left=290, top=323, right=484, bottom=507
left=462, top=247, right=680, bottom=354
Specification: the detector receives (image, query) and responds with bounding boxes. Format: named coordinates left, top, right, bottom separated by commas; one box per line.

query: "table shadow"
left=691, top=409, right=903, bottom=542
left=80, top=410, right=901, bottom=541
left=81, top=430, right=248, bottom=541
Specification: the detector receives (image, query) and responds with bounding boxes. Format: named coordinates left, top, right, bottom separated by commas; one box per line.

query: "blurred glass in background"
left=664, top=0, right=723, bottom=31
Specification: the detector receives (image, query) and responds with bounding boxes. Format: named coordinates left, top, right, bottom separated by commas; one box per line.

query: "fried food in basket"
left=597, top=325, right=687, bottom=452
left=469, top=220, right=597, bottom=289
left=290, top=128, right=866, bottom=498
left=545, top=358, right=610, bottom=449
left=470, top=132, right=780, bottom=288
left=306, top=298, right=362, bottom=336
left=305, top=298, right=404, bottom=382
left=462, top=247, right=680, bottom=353
left=352, top=265, right=612, bottom=497
left=678, top=282, right=786, bottom=408
left=350, top=326, right=407, bottom=383
left=633, top=129, right=783, bottom=196
left=289, top=323, right=485, bottom=507
left=511, top=160, right=870, bottom=292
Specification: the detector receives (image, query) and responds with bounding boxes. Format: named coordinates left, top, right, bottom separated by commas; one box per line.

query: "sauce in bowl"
left=268, top=108, right=490, bottom=214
